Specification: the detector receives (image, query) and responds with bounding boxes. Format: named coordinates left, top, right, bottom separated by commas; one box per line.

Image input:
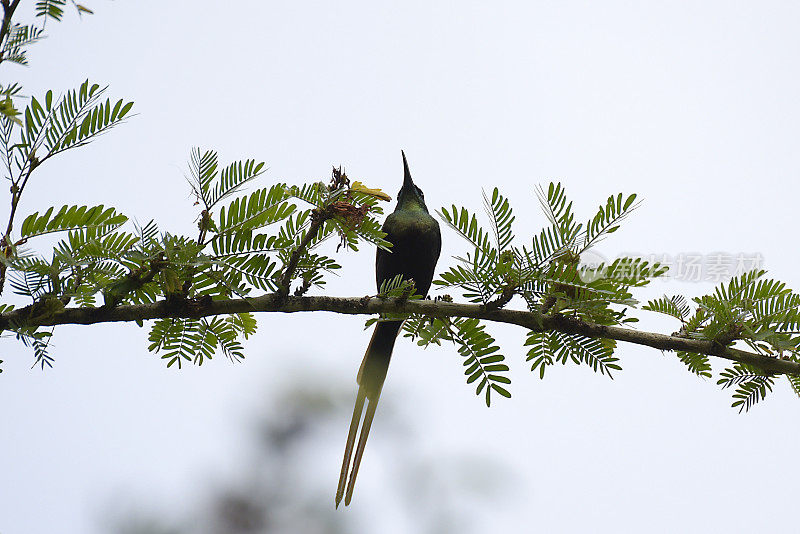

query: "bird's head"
left=396, top=151, right=429, bottom=212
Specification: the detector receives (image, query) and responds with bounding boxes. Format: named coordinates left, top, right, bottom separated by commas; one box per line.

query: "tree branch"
left=3, top=295, right=798, bottom=376
left=0, top=0, right=20, bottom=64
left=0, top=0, right=24, bottom=297
left=277, top=209, right=327, bottom=297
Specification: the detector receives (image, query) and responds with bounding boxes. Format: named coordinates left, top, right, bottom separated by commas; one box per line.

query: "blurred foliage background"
left=102, top=376, right=512, bottom=534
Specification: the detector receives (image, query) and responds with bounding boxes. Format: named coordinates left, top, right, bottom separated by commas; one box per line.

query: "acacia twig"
left=277, top=209, right=328, bottom=297
left=3, top=295, right=799, bottom=376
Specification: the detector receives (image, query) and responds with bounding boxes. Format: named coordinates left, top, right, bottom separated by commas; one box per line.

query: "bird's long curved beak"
left=401, top=150, right=414, bottom=188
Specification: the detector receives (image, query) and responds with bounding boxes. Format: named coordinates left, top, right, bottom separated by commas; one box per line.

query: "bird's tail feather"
left=335, top=388, right=365, bottom=508
left=344, top=399, right=377, bottom=506
left=336, top=320, right=402, bottom=507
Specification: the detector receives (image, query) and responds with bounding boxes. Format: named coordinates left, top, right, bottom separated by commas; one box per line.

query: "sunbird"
left=336, top=151, right=442, bottom=507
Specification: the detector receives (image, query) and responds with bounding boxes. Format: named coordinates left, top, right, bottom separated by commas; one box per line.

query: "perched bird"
left=336, top=151, right=442, bottom=507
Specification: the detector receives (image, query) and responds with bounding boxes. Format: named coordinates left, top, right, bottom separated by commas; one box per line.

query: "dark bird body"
left=336, top=152, right=441, bottom=507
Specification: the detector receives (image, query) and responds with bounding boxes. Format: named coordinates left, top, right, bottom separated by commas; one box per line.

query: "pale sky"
left=3, top=1, right=800, bottom=533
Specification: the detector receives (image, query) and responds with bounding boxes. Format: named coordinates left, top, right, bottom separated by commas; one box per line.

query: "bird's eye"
left=416, top=187, right=424, bottom=197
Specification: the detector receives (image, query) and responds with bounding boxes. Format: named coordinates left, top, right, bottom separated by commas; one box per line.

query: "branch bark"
left=4, top=294, right=799, bottom=376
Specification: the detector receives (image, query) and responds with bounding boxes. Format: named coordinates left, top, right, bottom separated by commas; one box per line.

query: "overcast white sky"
left=3, top=1, right=800, bottom=532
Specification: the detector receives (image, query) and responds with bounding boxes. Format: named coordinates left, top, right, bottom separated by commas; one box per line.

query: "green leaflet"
left=20, top=204, right=127, bottom=238
left=22, top=81, right=133, bottom=163
left=717, top=363, right=775, bottom=413
left=188, top=147, right=267, bottom=211
left=433, top=183, right=661, bottom=404
left=402, top=315, right=510, bottom=407
left=643, top=295, right=691, bottom=321
left=35, top=1, right=67, bottom=21
left=525, top=330, right=619, bottom=379
left=2, top=24, right=46, bottom=66
left=216, top=186, right=296, bottom=235
left=147, top=315, right=250, bottom=368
